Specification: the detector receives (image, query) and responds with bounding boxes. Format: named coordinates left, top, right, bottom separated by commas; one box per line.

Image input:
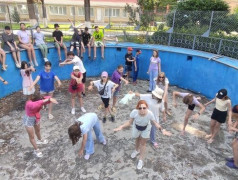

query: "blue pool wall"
left=0, top=42, right=238, bottom=105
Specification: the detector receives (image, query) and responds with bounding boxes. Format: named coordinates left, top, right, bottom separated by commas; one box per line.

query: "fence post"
left=218, top=39, right=223, bottom=54
left=207, top=11, right=214, bottom=37
left=168, top=33, right=172, bottom=46
left=145, top=31, right=148, bottom=44
left=192, top=35, right=196, bottom=49
left=123, top=30, right=127, bottom=41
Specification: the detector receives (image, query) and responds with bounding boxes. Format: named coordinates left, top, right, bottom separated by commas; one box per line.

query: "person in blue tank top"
left=68, top=113, right=106, bottom=160
left=133, top=49, right=142, bottom=85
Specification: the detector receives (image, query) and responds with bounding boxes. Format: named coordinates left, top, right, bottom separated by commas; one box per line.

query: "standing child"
left=52, top=23, right=67, bottom=62
left=20, top=61, right=36, bottom=100
left=33, top=26, right=49, bottom=62
left=133, top=49, right=142, bottom=85
left=88, top=71, right=118, bottom=123
left=147, top=50, right=161, bottom=92
left=60, top=51, right=87, bottom=96
left=111, top=65, right=129, bottom=112
left=69, top=66, right=86, bottom=114
left=125, top=47, right=135, bottom=82
left=30, top=61, right=62, bottom=119
left=204, top=89, right=232, bottom=143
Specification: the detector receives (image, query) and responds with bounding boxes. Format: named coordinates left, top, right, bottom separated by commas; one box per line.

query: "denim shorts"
left=23, top=115, right=37, bottom=127
left=113, top=90, right=120, bottom=97
left=40, top=90, right=54, bottom=95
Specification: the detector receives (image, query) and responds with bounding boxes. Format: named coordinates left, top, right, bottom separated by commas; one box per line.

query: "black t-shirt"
left=71, top=28, right=82, bottom=43
left=125, top=53, right=134, bottom=66
left=52, top=30, right=63, bottom=42
left=82, top=32, right=91, bottom=44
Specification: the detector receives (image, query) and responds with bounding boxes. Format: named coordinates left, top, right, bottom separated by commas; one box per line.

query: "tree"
left=176, top=0, right=229, bottom=11
left=12, top=7, right=20, bottom=23
left=40, top=0, right=48, bottom=27
left=27, top=0, right=37, bottom=26
left=125, top=0, right=177, bottom=30
left=84, top=0, right=91, bottom=28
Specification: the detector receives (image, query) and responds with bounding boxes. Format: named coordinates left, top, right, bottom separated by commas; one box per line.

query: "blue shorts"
left=40, top=90, right=54, bottom=95
left=23, top=115, right=37, bottom=127
left=113, top=90, right=120, bottom=97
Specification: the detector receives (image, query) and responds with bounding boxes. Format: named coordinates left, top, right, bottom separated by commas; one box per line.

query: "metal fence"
left=0, top=2, right=238, bottom=59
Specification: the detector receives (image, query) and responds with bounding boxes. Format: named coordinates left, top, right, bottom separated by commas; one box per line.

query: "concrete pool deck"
left=0, top=79, right=238, bottom=180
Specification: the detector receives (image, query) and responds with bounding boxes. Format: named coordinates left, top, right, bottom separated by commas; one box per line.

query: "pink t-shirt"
left=149, top=57, right=161, bottom=71
left=25, top=100, right=44, bottom=117
left=20, top=69, right=34, bottom=88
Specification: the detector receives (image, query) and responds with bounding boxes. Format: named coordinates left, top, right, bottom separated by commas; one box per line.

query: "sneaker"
left=88, top=56, right=91, bottom=60
left=71, top=108, right=75, bottom=115
left=81, top=107, right=86, bottom=113
left=226, top=161, right=238, bottom=169
left=36, top=139, right=48, bottom=145
left=110, top=115, right=115, bottom=122
left=137, top=160, right=143, bottom=170
left=44, top=58, right=49, bottom=62
left=48, top=114, right=54, bottom=120
left=82, top=93, right=86, bottom=97
left=131, top=150, right=140, bottom=159
left=147, top=90, right=152, bottom=93
left=103, top=117, right=106, bottom=123
left=84, top=154, right=90, bottom=160
left=16, top=63, right=21, bottom=68
left=33, top=149, right=43, bottom=158
left=226, top=157, right=234, bottom=162
left=34, top=61, right=38, bottom=66
left=30, top=61, right=34, bottom=67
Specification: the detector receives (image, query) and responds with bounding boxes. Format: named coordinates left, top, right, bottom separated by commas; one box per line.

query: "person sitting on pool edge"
left=68, top=113, right=106, bottom=160
left=92, top=26, right=105, bottom=60
left=173, top=91, right=205, bottom=135
left=226, top=105, right=238, bottom=169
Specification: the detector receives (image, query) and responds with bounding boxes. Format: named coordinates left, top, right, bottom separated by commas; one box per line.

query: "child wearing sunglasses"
left=114, top=100, right=166, bottom=170
left=156, top=72, right=171, bottom=115
left=88, top=71, right=118, bottom=123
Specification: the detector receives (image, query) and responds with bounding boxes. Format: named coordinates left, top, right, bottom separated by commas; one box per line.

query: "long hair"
left=68, top=122, right=82, bottom=145
left=136, top=100, right=148, bottom=109
left=156, top=72, right=166, bottom=86
left=152, top=50, right=159, bottom=58
left=21, top=61, right=30, bottom=77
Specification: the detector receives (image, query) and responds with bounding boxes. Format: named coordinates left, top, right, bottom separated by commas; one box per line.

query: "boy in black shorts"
left=82, top=27, right=92, bottom=59
left=125, top=47, right=135, bottom=81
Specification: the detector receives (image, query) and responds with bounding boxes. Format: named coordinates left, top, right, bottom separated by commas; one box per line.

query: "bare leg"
left=135, top=137, right=140, bottom=152
left=232, top=139, right=238, bottom=166
left=139, top=138, right=147, bottom=161
left=16, top=51, right=21, bottom=63
left=25, top=126, right=38, bottom=150
left=94, top=46, right=97, bottom=59
left=87, top=44, right=91, bottom=57
left=76, top=47, right=80, bottom=57
left=12, top=51, right=18, bottom=64
left=206, top=119, right=216, bottom=139
left=71, top=93, right=76, bottom=108
left=112, top=96, right=117, bottom=108
left=57, top=47, right=61, bottom=60
left=78, top=92, right=83, bottom=107
left=48, top=93, right=53, bottom=116
left=181, top=109, right=193, bottom=135
left=34, top=124, right=42, bottom=141
left=30, top=45, right=37, bottom=62
left=0, top=49, right=6, bottom=69
left=19, top=44, right=32, bottom=62
left=70, top=46, right=74, bottom=52
left=63, top=45, right=67, bottom=58
left=208, top=121, right=221, bottom=143
left=101, top=45, right=104, bottom=58
left=80, top=46, right=83, bottom=57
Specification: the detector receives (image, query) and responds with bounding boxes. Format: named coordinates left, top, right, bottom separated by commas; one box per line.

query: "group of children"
left=1, top=30, right=238, bottom=170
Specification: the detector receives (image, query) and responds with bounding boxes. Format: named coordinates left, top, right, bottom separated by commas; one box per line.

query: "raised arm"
left=68, top=19, right=75, bottom=28
left=114, top=118, right=134, bottom=132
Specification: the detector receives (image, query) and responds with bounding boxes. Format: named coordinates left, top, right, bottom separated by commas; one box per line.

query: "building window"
left=122, top=9, right=127, bottom=17
left=78, top=7, right=94, bottom=16
left=105, top=8, right=120, bottom=17
left=70, top=7, right=76, bottom=16
left=18, top=5, right=28, bottom=14
left=0, top=5, right=6, bottom=13
left=50, top=6, right=66, bottom=15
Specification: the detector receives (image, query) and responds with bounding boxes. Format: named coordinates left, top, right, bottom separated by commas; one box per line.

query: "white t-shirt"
left=215, top=97, right=230, bottom=111
left=72, top=56, right=86, bottom=73
left=77, top=113, right=98, bottom=135
left=93, top=80, right=115, bottom=98
left=130, top=109, right=155, bottom=130
left=140, top=94, right=164, bottom=122
left=179, top=93, right=200, bottom=106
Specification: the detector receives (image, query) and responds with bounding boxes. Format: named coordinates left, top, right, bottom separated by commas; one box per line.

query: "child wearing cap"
left=204, top=89, right=232, bottom=143
left=60, top=51, right=87, bottom=96
left=133, top=49, right=142, bottom=85
left=52, top=23, right=67, bottom=62
left=173, top=91, right=205, bottom=135
left=226, top=105, right=238, bottom=169
left=69, top=66, right=86, bottom=114
left=125, top=47, right=135, bottom=82
left=88, top=71, right=118, bottom=123
left=129, top=87, right=171, bottom=148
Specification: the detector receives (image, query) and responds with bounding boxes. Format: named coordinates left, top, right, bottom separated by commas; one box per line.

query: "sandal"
left=153, top=142, right=159, bottom=148
left=48, top=114, right=54, bottom=120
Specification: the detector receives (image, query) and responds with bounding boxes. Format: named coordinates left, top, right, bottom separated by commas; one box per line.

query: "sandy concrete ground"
left=0, top=79, right=238, bottom=180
